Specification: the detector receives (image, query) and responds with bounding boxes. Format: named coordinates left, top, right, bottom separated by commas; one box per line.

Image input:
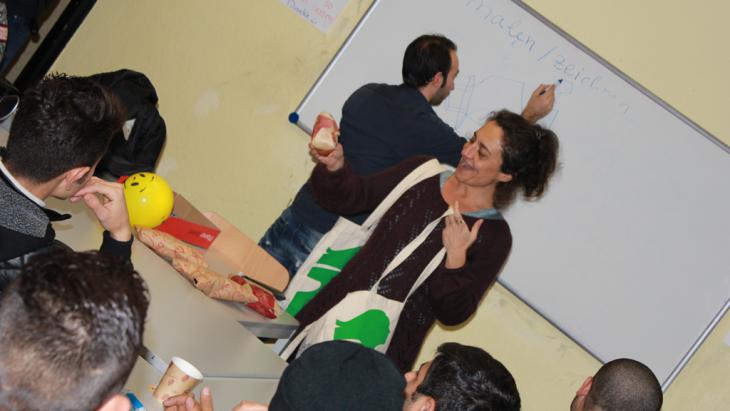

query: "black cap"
left=269, top=341, right=405, bottom=411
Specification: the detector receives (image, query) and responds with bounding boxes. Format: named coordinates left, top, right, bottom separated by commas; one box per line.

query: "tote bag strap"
left=403, top=247, right=446, bottom=301
left=280, top=323, right=311, bottom=360
left=362, top=159, right=447, bottom=230
left=372, top=207, right=452, bottom=290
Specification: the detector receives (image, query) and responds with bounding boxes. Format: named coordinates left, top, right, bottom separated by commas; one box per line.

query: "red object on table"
left=231, top=275, right=278, bottom=319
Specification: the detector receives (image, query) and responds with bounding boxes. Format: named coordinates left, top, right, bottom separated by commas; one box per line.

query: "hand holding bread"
left=309, top=112, right=345, bottom=172
left=310, top=112, right=339, bottom=155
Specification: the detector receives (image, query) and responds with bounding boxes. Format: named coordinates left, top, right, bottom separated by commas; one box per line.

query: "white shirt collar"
left=0, top=160, right=46, bottom=207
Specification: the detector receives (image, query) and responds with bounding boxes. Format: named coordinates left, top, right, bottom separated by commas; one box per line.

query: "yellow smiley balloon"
left=123, top=172, right=174, bottom=228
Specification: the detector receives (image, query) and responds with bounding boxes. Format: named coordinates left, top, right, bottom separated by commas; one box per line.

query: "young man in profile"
left=0, top=73, right=132, bottom=291
left=401, top=343, right=521, bottom=411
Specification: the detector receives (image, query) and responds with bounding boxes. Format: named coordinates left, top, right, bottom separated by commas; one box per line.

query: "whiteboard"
left=293, top=0, right=730, bottom=388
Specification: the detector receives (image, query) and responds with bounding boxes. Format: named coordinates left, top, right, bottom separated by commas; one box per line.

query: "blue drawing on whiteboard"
left=437, top=74, right=567, bottom=136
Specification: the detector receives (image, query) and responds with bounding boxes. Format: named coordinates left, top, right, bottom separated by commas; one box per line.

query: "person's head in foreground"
left=403, top=343, right=520, bottom=411
left=1, top=73, right=124, bottom=199
left=269, top=340, right=405, bottom=410
left=164, top=340, right=405, bottom=411
left=570, top=358, right=663, bottom=411
left=0, top=249, right=149, bottom=411
left=165, top=342, right=519, bottom=411
left=456, top=109, right=559, bottom=209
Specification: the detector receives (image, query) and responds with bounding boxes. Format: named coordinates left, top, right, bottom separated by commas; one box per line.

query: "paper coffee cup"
left=152, top=356, right=203, bottom=402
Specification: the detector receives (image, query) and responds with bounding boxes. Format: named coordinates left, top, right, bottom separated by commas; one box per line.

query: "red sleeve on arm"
left=310, top=155, right=434, bottom=216
left=428, top=221, right=512, bottom=326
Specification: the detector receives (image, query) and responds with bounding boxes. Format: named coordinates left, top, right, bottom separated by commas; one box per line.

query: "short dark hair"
left=416, top=343, right=520, bottom=411
left=585, top=359, right=663, bottom=411
left=3, top=73, right=125, bottom=183
left=490, top=109, right=559, bottom=209
left=402, top=34, right=457, bottom=88
left=0, top=249, right=149, bottom=411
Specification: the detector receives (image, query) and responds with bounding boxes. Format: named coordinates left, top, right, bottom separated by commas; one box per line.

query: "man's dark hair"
left=2, top=73, right=125, bottom=183
left=0, top=249, right=149, bottom=411
left=402, top=34, right=457, bottom=89
left=585, top=359, right=663, bottom=411
left=416, top=343, right=520, bottom=411
left=490, top=109, right=560, bottom=209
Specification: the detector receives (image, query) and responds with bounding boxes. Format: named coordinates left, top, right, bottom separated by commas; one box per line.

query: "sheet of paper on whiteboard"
left=280, top=0, right=349, bottom=32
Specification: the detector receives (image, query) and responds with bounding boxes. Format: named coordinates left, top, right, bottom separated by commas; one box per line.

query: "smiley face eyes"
left=126, top=174, right=151, bottom=191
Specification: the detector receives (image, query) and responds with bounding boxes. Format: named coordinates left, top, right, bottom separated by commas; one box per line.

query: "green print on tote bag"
left=282, top=159, right=445, bottom=317
left=280, top=207, right=450, bottom=359
left=334, top=309, right=391, bottom=349
left=286, top=246, right=360, bottom=316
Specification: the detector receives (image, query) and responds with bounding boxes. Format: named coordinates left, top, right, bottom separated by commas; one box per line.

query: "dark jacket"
left=0, top=240, right=72, bottom=291
left=290, top=83, right=466, bottom=233
left=90, top=69, right=166, bottom=178
left=0, top=166, right=132, bottom=292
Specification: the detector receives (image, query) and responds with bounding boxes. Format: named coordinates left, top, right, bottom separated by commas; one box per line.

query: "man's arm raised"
left=521, top=83, right=556, bottom=123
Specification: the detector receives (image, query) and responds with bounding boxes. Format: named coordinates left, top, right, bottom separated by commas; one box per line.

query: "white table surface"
left=125, top=357, right=278, bottom=411
left=217, top=300, right=299, bottom=340
left=50, top=199, right=286, bottom=379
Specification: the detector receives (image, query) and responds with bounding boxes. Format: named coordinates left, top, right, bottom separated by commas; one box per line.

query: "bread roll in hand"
left=311, top=112, right=339, bottom=155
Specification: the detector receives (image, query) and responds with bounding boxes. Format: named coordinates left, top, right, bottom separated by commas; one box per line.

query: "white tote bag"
left=281, top=207, right=452, bottom=359
left=283, top=159, right=446, bottom=317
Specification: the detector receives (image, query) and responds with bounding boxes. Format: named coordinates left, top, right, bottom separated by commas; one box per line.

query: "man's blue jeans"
left=0, top=15, right=31, bottom=73
left=259, top=208, right=325, bottom=279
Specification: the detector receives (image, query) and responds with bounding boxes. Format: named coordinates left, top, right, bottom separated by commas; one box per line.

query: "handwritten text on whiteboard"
left=281, top=0, right=349, bottom=32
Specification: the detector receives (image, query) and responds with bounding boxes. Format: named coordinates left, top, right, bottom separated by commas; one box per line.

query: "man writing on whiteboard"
left=260, top=34, right=557, bottom=277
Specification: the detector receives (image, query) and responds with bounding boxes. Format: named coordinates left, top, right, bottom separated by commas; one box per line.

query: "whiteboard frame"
left=291, top=0, right=730, bottom=391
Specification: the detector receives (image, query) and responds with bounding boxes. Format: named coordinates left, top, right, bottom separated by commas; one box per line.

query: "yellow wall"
left=52, top=1, right=728, bottom=410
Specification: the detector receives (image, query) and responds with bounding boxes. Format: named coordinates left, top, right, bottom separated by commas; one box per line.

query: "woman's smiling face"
left=455, top=120, right=513, bottom=188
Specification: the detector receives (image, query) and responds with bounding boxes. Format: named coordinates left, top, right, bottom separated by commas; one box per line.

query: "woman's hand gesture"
left=442, top=201, right=483, bottom=269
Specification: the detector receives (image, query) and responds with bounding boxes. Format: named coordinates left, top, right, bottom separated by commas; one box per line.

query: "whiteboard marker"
left=540, top=79, right=563, bottom=95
